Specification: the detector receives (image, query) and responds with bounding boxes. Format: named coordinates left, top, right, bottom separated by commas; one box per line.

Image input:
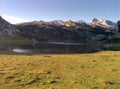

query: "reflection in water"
left=0, top=42, right=101, bottom=54
left=12, top=48, right=33, bottom=53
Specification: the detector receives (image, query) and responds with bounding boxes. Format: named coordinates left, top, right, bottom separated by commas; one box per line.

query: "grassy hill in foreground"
left=0, top=51, right=120, bottom=89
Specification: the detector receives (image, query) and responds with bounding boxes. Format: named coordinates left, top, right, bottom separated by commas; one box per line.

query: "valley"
left=0, top=16, right=120, bottom=89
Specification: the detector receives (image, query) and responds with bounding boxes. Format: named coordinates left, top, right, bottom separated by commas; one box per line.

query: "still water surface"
left=0, top=42, right=100, bottom=54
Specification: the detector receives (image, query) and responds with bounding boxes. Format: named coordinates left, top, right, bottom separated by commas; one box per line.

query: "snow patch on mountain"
left=89, top=18, right=117, bottom=28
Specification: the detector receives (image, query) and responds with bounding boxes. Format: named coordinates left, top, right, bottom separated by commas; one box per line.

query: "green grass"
left=0, top=51, right=120, bottom=89
left=104, top=38, right=120, bottom=51
left=0, top=36, right=30, bottom=46
left=109, top=42, right=120, bottom=50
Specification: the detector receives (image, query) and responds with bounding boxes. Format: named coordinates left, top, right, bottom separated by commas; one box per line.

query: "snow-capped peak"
left=89, top=18, right=117, bottom=28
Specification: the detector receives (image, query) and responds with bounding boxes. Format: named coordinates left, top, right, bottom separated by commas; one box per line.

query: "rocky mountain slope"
left=0, top=15, right=119, bottom=43
left=16, top=18, right=118, bottom=42
left=117, top=20, right=120, bottom=32
left=0, top=16, right=18, bottom=36
left=17, top=21, right=89, bottom=43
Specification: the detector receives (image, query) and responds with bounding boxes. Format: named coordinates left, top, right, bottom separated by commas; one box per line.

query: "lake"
left=0, top=42, right=101, bottom=54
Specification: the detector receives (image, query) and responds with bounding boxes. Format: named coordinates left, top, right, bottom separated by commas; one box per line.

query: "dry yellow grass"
left=0, top=51, right=120, bottom=89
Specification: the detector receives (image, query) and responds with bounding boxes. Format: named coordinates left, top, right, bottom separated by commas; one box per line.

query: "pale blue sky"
left=0, top=0, right=120, bottom=22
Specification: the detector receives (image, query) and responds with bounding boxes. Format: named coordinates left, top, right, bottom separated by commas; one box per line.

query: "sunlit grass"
left=0, top=51, right=120, bottom=89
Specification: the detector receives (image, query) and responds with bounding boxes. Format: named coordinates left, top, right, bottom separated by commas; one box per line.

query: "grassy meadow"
left=0, top=36, right=30, bottom=46
left=0, top=51, right=120, bottom=89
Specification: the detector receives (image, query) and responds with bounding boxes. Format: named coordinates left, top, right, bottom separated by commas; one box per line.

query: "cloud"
left=1, top=14, right=28, bottom=24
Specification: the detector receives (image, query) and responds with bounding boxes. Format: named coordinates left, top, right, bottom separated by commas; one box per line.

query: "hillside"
left=0, top=16, right=29, bottom=45
left=0, top=16, right=120, bottom=51
left=16, top=18, right=118, bottom=43
left=0, top=15, right=119, bottom=42
left=0, top=16, right=18, bottom=36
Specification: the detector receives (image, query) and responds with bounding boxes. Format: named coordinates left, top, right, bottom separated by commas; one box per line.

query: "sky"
left=0, top=0, right=120, bottom=24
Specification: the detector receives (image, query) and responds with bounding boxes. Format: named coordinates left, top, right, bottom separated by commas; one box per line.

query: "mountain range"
left=0, top=15, right=120, bottom=43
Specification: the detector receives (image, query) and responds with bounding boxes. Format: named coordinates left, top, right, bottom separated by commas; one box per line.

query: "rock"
left=117, top=20, right=120, bottom=32
left=0, top=16, right=18, bottom=36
